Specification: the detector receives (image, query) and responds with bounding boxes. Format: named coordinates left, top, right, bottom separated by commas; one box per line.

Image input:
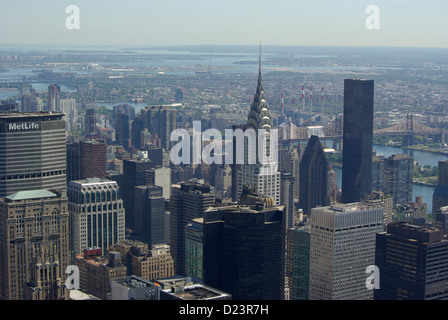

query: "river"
left=332, top=144, right=448, bottom=214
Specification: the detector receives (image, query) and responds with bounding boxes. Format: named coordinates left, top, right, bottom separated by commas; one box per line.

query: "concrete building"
left=0, top=189, right=70, bottom=300
left=375, top=222, right=448, bottom=300
left=75, top=248, right=127, bottom=300
left=170, top=181, right=215, bottom=276
left=309, top=202, right=384, bottom=300
left=0, top=112, right=67, bottom=197
left=68, top=178, right=125, bottom=256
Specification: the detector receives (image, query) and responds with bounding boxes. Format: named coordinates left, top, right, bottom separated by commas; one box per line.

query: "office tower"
left=281, top=172, right=296, bottom=229
left=0, top=112, right=67, bottom=197
left=60, top=98, right=78, bottom=131
left=115, top=113, right=131, bottom=150
left=21, top=93, right=43, bottom=112
left=0, top=99, right=17, bottom=113
left=147, top=146, right=164, bottom=167
left=185, top=218, right=204, bottom=281
left=435, top=206, right=448, bottom=234
left=170, top=181, right=215, bottom=276
left=84, top=109, right=97, bottom=135
left=200, top=203, right=286, bottom=300
left=127, top=244, right=174, bottom=281
left=79, top=139, right=107, bottom=179
left=121, top=159, right=153, bottom=229
left=131, top=116, right=144, bottom=149
left=286, top=224, right=310, bottom=300
left=279, top=141, right=301, bottom=201
left=0, top=190, right=70, bottom=300
left=309, top=203, right=384, bottom=300
left=68, top=178, right=125, bottom=255
left=48, top=84, right=60, bottom=112
left=113, top=104, right=135, bottom=121
left=383, top=154, right=413, bottom=205
left=134, top=185, right=165, bottom=246
left=140, top=105, right=176, bottom=150
left=75, top=249, right=127, bottom=300
left=146, top=166, right=171, bottom=200
left=433, top=160, right=448, bottom=214
left=299, top=135, right=331, bottom=215
left=341, top=79, right=374, bottom=203
left=237, top=56, right=281, bottom=205
left=67, top=141, right=81, bottom=183
left=375, top=222, right=448, bottom=300
left=371, top=154, right=385, bottom=192
left=175, top=88, right=184, bottom=102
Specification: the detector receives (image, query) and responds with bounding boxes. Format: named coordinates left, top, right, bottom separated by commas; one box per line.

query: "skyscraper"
left=299, top=135, right=331, bottom=215
left=433, top=160, right=448, bottom=214
left=237, top=51, right=281, bottom=205
left=68, top=178, right=125, bottom=256
left=48, top=84, right=60, bottom=112
left=309, top=202, right=384, bottom=300
left=115, top=113, right=131, bottom=150
left=121, top=159, right=153, bottom=229
left=84, top=109, right=97, bottom=135
left=341, top=79, right=374, bottom=203
left=140, top=105, right=176, bottom=150
left=201, top=203, right=286, bottom=300
left=0, top=189, right=70, bottom=300
left=134, top=184, right=166, bottom=247
left=383, top=153, right=413, bottom=205
left=375, top=222, right=448, bottom=300
left=170, top=181, right=215, bottom=276
left=79, top=139, right=107, bottom=179
left=0, top=112, right=67, bottom=197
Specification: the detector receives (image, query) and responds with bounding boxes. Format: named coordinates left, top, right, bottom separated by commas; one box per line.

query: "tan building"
left=109, top=240, right=174, bottom=281
left=0, top=190, right=70, bottom=300
left=131, top=244, right=174, bottom=281
left=74, top=248, right=127, bottom=300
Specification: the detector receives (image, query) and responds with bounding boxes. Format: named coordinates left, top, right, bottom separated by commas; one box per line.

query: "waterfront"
left=333, top=144, right=448, bottom=214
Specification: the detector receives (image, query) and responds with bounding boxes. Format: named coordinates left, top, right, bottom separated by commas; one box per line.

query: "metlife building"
left=0, top=112, right=67, bottom=197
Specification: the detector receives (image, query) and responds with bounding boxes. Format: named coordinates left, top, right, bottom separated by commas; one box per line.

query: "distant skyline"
left=0, top=0, right=447, bottom=48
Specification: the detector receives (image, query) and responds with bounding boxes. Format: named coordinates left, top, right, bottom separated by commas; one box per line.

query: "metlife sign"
left=7, top=122, right=40, bottom=131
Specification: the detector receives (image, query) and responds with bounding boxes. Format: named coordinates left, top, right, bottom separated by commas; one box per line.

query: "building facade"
left=68, top=178, right=125, bottom=256
left=200, top=204, right=286, bottom=300
left=341, top=79, right=374, bottom=203
left=237, top=58, right=281, bottom=205
left=0, top=190, right=70, bottom=300
left=309, top=202, right=384, bottom=300
left=170, top=181, right=215, bottom=276
left=0, top=112, right=67, bottom=197
left=383, top=153, right=413, bottom=206
left=299, top=135, right=331, bottom=215
left=375, top=222, right=448, bottom=300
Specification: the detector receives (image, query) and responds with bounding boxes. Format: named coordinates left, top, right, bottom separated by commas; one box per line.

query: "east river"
left=332, top=144, right=448, bottom=214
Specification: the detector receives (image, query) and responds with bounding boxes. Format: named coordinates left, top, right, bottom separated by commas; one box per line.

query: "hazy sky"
left=1, top=0, right=447, bottom=48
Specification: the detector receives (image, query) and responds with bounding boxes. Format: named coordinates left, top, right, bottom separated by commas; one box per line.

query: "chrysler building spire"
left=246, top=44, right=273, bottom=130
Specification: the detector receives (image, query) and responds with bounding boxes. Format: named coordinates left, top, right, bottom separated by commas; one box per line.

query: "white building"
left=237, top=56, right=281, bottom=205
left=309, top=202, right=384, bottom=300
left=68, top=178, right=125, bottom=255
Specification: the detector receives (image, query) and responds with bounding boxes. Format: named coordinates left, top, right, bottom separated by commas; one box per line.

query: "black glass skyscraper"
left=341, top=79, right=374, bottom=203
left=299, top=135, right=330, bottom=215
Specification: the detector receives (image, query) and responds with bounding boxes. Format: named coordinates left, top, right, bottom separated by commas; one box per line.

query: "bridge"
left=279, top=114, right=445, bottom=147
